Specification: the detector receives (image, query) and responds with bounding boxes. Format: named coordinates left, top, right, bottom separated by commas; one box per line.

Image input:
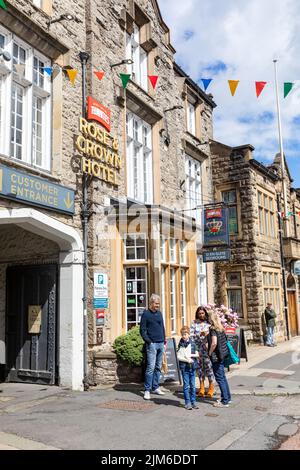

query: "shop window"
left=0, top=28, right=51, bottom=170
left=180, top=269, right=187, bottom=326
left=180, top=240, right=187, bottom=265
left=126, top=111, right=153, bottom=204
left=170, top=267, right=176, bottom=333
left=226, top=271, right=243, bottom=317
left=222, top=190, right=238, bottom=234
left=169, top=238, right=177, bottom=263
left=197, top=255, right=207, bottom=305
left=161, top=266, right=166, bottom=324
left=126, top=23, right=148, bottom=91
left=125, top=266, right=147, bottom=330
left=185, top=155, right=202, bottom=221
left=124, top=233, right=147, bottom=260
left=160, top=235, right=166, bottom=262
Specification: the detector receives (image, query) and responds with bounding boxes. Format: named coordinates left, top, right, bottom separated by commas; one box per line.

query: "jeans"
left=266, top=326, right=275, bottom=345
left=181, top=367, right=196, bottom=405
left=212, top=361, right=231, bottom=405
left=144, top=342, right=164, bottom=392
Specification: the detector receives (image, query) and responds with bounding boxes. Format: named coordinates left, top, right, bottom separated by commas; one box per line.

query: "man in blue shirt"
left=140, top=294, right=166, bottom=400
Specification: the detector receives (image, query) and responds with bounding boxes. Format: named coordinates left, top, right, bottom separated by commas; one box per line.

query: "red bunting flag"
left=148, top=75, right=159, bottom=90
left=228, top=80, right=239, bottom=96
left=255, top=81, right=267, bottom=98
left=94, top=71, right=105, bottom=81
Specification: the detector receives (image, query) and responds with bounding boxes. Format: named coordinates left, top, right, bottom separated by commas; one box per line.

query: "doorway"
left=5, top=264, right=58, bottom=385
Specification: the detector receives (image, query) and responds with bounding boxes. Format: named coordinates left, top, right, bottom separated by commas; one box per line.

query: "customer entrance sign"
left=0, top=164, right=75, bottom=215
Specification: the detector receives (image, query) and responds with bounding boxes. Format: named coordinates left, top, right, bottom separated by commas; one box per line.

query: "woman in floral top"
left=190, top=306, right=215, bottom=398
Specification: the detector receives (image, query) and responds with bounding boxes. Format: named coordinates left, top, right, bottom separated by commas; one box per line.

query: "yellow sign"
left=75, top=117, right=122, bottom=186
left=28, top=305, right=42, bottom=334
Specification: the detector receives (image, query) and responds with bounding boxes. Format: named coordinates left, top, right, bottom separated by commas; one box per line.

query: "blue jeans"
left=266, top=326, right=275, bottom=345
left=181, top=367, right=196, bottom=405
left=212, top=361, right=231, bottom=405
left=144, top=342, right=164, bottom=392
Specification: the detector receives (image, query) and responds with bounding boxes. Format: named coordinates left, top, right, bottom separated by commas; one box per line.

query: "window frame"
left=126, top=23, right=148, bottom=91
left=257, top=189, right=276, bottom=239
left=225, top=270, right=244, bottom=318
left=0, top=26, right=51, bottom=171
left=185, top=154, right=202, bottom=221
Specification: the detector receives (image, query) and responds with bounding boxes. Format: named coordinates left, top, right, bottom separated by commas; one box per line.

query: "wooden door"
left=288, top=291, right=298, bottom=337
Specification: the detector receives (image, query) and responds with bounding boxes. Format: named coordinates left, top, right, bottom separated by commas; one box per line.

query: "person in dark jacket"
left=264, top=302, right=277, bottom=347
left=178, top=325, right=199, bottom=410
left=207, top=311, right=231, bottom=407
left=140, top=294, right=166, bottom=400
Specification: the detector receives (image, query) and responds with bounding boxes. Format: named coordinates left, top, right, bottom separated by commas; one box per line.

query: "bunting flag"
left=0, top=0, right=7, bottom=11
left=228, top=80, right=239, bottom=96
left=255, top=81, right=267, bottom=98
left=120, top=73, right=131, bottom=89
left=148, top=75, right=159, bottom=90
left=52, top=66, right=61, bottom=79
left=14, top=64, right=25, bottom=76
left=94, top=71, right=104, bottom=81
left=66, top=69, right=78, bottom=85
left=284, top=82, right=294, bottom=99
left=278, top=211, right=300, bottom=218
left=44, top=67, right=53, bottom=77
left=201, top=78, right=212, bottom=91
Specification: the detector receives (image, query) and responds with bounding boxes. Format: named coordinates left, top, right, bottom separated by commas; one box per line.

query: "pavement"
left=0, top=337, right=299, bottom=451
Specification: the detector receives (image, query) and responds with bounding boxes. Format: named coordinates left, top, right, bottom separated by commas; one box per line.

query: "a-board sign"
left=225, top=327, right=248, bottom=362
left=160, top=337, right=181, bottom=385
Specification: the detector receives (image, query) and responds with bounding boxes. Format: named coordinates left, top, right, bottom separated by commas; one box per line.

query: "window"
left=126, top=23, right=148, bottom=90
left=263, top=269, right=281, bottom=313
left=222, top=190, right=238, bottom=234
left=125, top=266, right=147, bottom=330
left=187, top=101, right=196, bottom=135
left=180, top=240, right=186, bottom=265
left=160, top=235, right=166, bottom=262
left=32, top=0, right=42, bottom=7
left=124, top=234, right=147, bottom=260
left=185, top=155, right=202, bottom=220
left=197, top=255, right=207, bottom=305
left=169, top=238, right=177, bottom=263
left=161, top=266, right=166, bottom=324
left=226, top=271, right=243, bottom=317
left=258, top=190, right=276, bottom=238
left=126, top=112, right=153, bottom=204
left=0, top=28, right=51, bottom=170
left=170, top=268, right=176, bottom=333
left=180, top=270, right=187, bottom=326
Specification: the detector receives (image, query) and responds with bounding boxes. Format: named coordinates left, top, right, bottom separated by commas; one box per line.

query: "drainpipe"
left=79, top=51, right=90, bottom=390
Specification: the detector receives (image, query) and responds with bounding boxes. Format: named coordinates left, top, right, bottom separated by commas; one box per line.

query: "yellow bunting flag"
left=228, top=80, right=239, bottom=96
left=66, top=69, right=78, bottom=85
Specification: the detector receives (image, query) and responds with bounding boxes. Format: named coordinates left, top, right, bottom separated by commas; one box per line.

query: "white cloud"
left=158, top=0, right=300, bottom=184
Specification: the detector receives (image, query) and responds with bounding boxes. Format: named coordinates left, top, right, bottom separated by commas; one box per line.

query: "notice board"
left=160, top=337, right=181, bottom=385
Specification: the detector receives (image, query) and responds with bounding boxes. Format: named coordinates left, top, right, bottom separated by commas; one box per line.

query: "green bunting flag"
left=0, top=0, right=7, bottom=11
left=120, top=73, right=131, bottom=89
left=284, top=82, right=294, bottom=98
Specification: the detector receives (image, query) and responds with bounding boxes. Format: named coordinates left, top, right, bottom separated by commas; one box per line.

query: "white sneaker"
left=144, top=391, right=151, bottom=400
left=153, top=388, right=165, bottom=395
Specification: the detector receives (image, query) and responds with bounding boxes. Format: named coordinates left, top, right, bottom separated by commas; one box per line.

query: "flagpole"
left=273, top=59, right=290, bottom=341
left=273, top=59, right=289, bottom=221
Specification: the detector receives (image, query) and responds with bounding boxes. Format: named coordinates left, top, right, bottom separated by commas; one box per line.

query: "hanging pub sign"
left=75, top=96, right=123, bottom=186
left=203, top=206, right=230, bottom=248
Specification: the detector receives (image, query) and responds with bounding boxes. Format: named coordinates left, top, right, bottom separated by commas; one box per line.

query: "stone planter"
left=90, top=350, right=143, bottom=386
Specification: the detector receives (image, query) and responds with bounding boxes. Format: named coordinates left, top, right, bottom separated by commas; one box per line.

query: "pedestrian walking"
left=207, top=311, right=232, bottom=408
left=190, top=306, right=215, bottom=398
left=140, top=294, right=166, bottom=400
left=177, top=325, right=199, bottom=410
left=264, top=302, right=277, bottom=347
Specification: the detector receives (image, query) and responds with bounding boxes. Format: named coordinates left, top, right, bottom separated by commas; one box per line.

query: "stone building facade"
left=0, top=0, right=215, bottom=388
left=210, top=141, right=300, bottom=344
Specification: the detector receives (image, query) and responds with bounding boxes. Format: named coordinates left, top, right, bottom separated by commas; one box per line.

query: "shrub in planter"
left=205, top=303, right=239, bottom=328
left=113, top=326, right=144, bottom=367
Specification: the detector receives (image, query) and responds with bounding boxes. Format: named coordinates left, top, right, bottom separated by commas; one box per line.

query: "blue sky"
left=159, top=0, right=300, bottom=188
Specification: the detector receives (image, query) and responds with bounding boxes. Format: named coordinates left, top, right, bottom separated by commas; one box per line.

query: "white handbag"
left=177, top=344, right=193, bottom=363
